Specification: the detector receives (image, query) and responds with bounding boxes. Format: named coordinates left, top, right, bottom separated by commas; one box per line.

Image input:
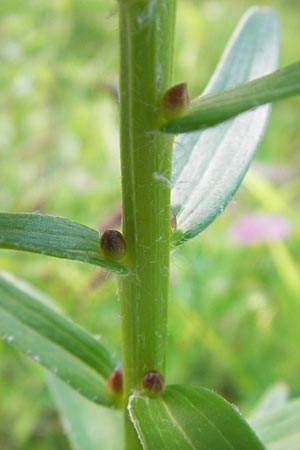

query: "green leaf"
left=129, top=385, right=265, bottom=450
left=47, top=374, right=122, bottom=450
left=0, top=213, right=128, bottom=275
left=248, top=383, right=289, bottom=422
left=249, top=395, right=300, bottom=450
left=170, top=7, right=279, bottom=244
left=0, top=272, right=118, bottom=406
left=161, top=61, right=300, bottom=134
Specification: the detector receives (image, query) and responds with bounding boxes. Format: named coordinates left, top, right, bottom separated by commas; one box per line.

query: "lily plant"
left=1, top=2, right=300, bottom=449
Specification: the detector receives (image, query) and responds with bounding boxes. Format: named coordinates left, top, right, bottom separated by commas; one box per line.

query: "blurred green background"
left=0, top=0, right=300, bottom=448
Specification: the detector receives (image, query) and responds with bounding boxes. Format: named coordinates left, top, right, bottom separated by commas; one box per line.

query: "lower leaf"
left=249, top=386, right=300, bottom=450
left=0, top=213, right=128, bottom=275
left=128, top=384, right=265, bottom=450
left=0, top=272, right=118, bottom=406
left=47, top=374, right=122, bottom=450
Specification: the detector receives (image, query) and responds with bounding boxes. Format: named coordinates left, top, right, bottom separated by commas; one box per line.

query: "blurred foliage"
left=0, top=0, right=300, bottom=448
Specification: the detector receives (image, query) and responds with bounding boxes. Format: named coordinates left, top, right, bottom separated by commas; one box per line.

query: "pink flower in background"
left=227, top=212, right=291, bottom=245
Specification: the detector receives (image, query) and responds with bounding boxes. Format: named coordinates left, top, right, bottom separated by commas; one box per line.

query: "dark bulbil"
left=141, top=370, right=164, bottom=396
left=170, top=208, right=177, bottom=232
left=107, top=368, right=123, bottom=394
left=100, top=229, right=126, bottom=261
left=162, top=82, right=190, bottom=120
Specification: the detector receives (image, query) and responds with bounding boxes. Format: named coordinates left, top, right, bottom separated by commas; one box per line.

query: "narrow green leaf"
left=0, top=272, right=118, bottom=406
left=170, top=7, right=279, bottom=244
left=0, top=213, right=128, bottom=275
left=161, top=61, right=300, bottom=134
left=129, top=385, right=265, bottom=450
left=47, top=374, right=122, bottom=450
left=249, top=396, right=300, bottom=450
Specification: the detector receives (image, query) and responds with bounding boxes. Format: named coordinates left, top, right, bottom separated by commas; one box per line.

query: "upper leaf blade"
left=0, top=272, right=118, bottom=406
left=170, top=7, right=279, bottom=244
left=0, top=213, right=128, bottom=274
left=129, top=384, right=265, bottom=450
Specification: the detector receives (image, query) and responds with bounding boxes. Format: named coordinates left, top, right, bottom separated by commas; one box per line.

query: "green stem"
left=118, top=1, right=176, bottom=448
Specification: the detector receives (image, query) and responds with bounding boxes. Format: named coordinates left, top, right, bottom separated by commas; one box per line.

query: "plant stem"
left=118, top=0, right=176, bottom=448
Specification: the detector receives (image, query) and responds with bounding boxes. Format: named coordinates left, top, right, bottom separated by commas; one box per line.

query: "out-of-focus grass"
left=0, top=0, right=300, bottom=448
